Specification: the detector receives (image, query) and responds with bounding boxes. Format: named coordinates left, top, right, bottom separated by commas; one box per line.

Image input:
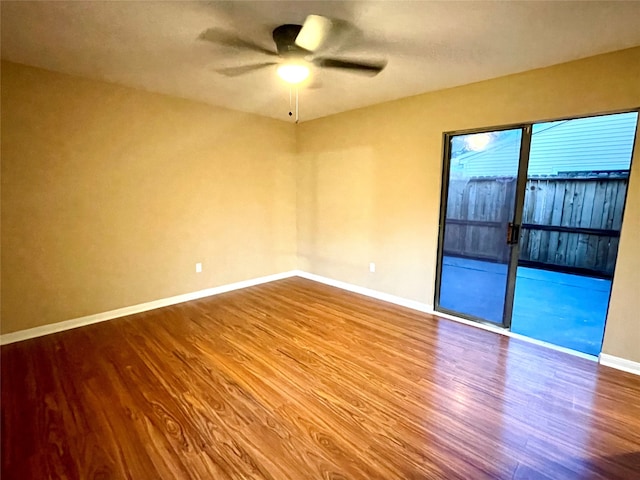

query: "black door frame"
left=433, top=108, right=639, bottom=331
left=434, top=124, right=530, bottom=328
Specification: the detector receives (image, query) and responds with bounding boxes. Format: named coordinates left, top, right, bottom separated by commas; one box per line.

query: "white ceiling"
left=2, top=1, right=640, bottom=122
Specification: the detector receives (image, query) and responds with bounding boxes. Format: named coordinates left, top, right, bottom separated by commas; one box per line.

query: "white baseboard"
left=599, top=353, right=640, bottom=375
left=3, top=269, right=637, bottom=377
left=0, top=270, right=299, bottom=345
left=296, top=271, right=434, bottom=313
left=425, top=308, right=599, bottom=361
left=296, top=271, right=599, bottom=362
left=299, top=273, right=633, bottom=372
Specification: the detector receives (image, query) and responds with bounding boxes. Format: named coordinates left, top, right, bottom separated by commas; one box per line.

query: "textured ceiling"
left=2, top=1, right=640, bottom=122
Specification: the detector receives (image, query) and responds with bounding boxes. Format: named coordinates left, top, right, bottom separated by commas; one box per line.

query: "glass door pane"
left=511, top=111, right=638, bottom=355
left=436, top=128, right=523, bottom=325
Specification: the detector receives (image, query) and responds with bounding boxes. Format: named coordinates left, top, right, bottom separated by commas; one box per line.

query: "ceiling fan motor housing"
left=272, top=24, right=306, bottom=57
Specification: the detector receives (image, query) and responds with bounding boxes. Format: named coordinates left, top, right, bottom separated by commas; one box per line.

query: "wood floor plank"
left=2, top=277, right=640, bottom=479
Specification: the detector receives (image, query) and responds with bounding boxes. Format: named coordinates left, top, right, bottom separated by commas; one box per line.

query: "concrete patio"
left=439, top=256, right=611, bottom=356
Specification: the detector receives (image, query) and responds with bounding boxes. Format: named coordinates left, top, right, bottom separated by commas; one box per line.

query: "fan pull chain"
left=288, top=87, right=300, bottom=123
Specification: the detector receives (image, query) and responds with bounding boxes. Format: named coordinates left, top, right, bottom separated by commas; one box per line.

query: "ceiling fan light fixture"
left=277, top=63, right=310, bottom=84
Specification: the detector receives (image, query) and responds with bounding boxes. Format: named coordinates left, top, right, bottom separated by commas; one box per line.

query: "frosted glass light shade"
left=277, top=63, right=310, bottom=84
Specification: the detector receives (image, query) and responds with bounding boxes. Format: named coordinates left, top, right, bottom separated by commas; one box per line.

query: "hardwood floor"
left=2, top=277, right=640, bottom=479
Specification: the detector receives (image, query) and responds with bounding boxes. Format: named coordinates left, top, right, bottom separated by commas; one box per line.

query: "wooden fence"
left=443, top=174, right=628, bottom=277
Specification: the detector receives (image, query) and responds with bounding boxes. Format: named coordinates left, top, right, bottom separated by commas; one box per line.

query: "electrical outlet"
left=195, top=262, right=202, bottom=273
left=369, top=262, right=376, bottom=273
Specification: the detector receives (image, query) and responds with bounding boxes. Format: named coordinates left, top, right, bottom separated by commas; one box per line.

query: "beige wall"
left=2, top=48, right=639, bottom=364
left=602, top=118, right=640, bottom=362
left=1, top=61, right=296, bottom=334
left=297, top=47, right=640, bottom=362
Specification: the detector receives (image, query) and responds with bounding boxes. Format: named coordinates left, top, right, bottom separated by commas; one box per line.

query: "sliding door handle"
left=506, top=222, right=520, bottom=245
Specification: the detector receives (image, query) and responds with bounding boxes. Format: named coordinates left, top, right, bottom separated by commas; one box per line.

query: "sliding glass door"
left=435, top=111, right=638, bottom=355
left=435, top=127, right=530, bottom=326
left=510, top=112, right=638, bottom=355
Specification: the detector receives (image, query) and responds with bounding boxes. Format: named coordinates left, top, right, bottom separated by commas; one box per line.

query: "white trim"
left=426, top=309, right=598, bottom=361
left=599, top=353, right=640, bottom=376
left=0, top=271, right=299, bottom=345
left=2, top=269, right=635, bottom=376
left=296, top=271, right=434, bottom=313
left=296, top=271, right=598, bottom=362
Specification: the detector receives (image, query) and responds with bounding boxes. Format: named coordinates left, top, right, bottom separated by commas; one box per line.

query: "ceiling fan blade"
left=198, top=28, right=278, bottom=57
left=295, top=14, right=333, bottom=53
left=215, top=62, right=278, bottom=77
left=313, top=57, right=387, bottom=76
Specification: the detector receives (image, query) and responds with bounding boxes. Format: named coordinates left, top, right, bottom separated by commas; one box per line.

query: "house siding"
left=456, top=111, right=638, bottom=177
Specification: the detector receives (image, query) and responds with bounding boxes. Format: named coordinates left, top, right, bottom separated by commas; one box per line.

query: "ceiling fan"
left=198, top=15, right=387, bottom=84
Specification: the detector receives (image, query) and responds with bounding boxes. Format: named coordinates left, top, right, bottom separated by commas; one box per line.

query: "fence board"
left=571, top=182, right=587, bottom=266
left=539, top=181, right=554, bottom=262
left=613, top=182, right=627, bottom=230
left=603, top=181, right=616, bottom=230
left=606, top=237, right=620, bottom=273
left=547, top=181, right=565, bottom=264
